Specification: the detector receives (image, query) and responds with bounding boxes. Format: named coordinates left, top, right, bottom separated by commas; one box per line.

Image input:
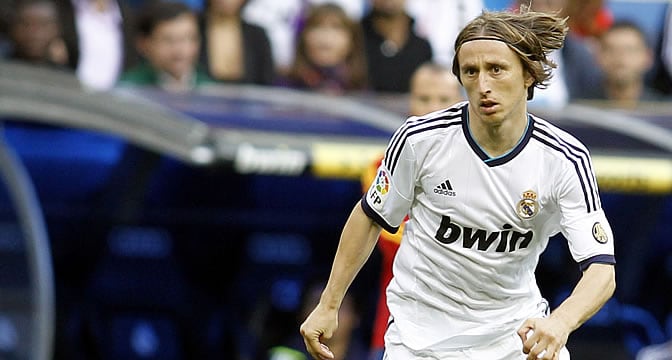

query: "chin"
left=479, top=111, right=507, bottom=124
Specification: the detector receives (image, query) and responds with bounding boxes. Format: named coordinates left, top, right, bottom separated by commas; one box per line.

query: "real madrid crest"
left=516, top=190, right=539, bottom=220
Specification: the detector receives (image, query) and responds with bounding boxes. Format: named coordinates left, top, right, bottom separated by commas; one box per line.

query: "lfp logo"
left=375, top=170, right=390, bottom=195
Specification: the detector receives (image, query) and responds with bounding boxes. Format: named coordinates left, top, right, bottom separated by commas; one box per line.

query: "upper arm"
left=556, top=157, right=615, bottom=269
left=361, top=124, right=417, bottom=233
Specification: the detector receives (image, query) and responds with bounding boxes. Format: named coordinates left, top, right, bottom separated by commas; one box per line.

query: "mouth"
left=479, top=100, right=499, bottom=114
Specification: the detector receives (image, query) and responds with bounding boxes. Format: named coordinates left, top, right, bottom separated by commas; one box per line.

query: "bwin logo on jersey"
left=434, top=179, right=456, bottom=196
left=434, top=216, right=533, bottom=252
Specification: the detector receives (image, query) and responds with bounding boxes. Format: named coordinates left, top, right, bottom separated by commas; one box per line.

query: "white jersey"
left=362, top=101, right=615, bottom=351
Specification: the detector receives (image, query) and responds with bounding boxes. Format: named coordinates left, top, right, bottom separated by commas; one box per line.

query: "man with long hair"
left=300, top=8, right=615, bottom=360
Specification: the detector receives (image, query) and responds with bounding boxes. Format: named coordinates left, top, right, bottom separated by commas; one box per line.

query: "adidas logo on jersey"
left=433, top=179, right=456, bottom=196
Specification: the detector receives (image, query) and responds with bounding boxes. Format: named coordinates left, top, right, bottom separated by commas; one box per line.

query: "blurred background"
left=0, top=0, right=671, bottom=359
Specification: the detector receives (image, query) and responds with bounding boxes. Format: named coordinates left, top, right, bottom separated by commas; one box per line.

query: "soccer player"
left=300, top=8, right=616, bottom=360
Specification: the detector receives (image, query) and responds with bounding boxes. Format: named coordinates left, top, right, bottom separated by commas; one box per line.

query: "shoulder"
left=529, top=115, right=593, bottom=163
left=407, top=17, right=432, bottom=47
left=531, top=115, right=587, bottom=146
left=118, top=63, right=158, bottom=85
left=396, top=101, right=466, bottom=143
left=242, top=21, right=270, bottom=39
left=195, top=67, right=215, bottom=85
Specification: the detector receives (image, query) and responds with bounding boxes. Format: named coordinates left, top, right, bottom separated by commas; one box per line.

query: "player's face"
left=457, top=39, right=532, bottom=126
left=409, top=70, right=462, bottom=116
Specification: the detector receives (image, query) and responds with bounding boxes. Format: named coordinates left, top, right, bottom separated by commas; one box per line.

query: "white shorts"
left=383, top=321, right=570, bottom=360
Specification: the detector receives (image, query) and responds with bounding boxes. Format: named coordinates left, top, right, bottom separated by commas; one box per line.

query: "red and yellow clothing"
left=361, top=156, right=405, bottom=349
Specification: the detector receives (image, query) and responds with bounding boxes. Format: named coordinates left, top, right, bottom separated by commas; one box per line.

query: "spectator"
left=589, top=18, right=672, bottom=326
left=5, top=0, right=68, bottom=67
left=592, top=20, right=666, bottom=109
left=118, top=1, right=211, bottom=92
left=200, top=0, right=274, bottom=85
left=281, top=3, right=368, bottom=94
left=242, top=0, right=365, bottom=75
left=361, top=0, right=433, bottom=93
left=407, top=62, right=464, bottom=116
left=564, top=0, right=613, bottom=39
left=56, top=0, right=137, bottom=91
left=406, top=0, right=483, bottom=67
left=654, top=4, right=672, bottom=95
left=268, top=281, right=367, bottom=360
left=365, top=62, right=463, bottom=360
left=510, top=0, right=603, bottom=108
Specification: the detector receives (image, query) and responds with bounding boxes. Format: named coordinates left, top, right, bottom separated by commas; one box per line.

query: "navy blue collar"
left=461, top=103, right=534, bottom=167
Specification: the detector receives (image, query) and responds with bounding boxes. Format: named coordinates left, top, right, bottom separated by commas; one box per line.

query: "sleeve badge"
left=592, top=222, right=609, bottom=244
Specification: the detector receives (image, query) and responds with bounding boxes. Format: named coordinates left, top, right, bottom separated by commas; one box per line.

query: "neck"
left=92, top=0, right=109, bottom=12
left=604, top=79, right=643, bottom=109
left=160, top=69, right=194, bottom=92
left=468, top=105, right=528, bottom=158
left=208, top=12, right=239, bottom=23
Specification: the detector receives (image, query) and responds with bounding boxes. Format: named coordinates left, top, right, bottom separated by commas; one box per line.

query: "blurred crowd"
left=1, top=0, right=671, bottom=110
left=1, top=0, right=672, bottom=359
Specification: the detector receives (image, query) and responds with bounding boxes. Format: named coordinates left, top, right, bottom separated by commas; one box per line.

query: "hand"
left=299, top=304, right=339, bottom=360
left=517, top=317, right=570, bottom=360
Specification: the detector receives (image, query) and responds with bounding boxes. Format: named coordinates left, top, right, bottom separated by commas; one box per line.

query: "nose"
left=477, top=72, right=491, bottom=94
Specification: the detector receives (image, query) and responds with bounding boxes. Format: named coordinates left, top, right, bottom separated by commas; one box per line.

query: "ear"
left=524, top=72, right=535, bottom=88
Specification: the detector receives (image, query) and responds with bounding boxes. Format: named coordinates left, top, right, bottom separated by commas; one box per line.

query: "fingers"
left=517, top=320, right=535, bottom=353
left=526, top=343, right=560, bottom=360
left=301, top=334, right=335, bottom=360
left=522, top=331, right=561, bottom=360
left=300, top=325, right=335, bottom=360
left=517, top=321, right=534, bottom=344
left=518, top=320, right=562, bottom=360
left=527, top=349, right=560, bottom=360
left=302, top=337, right=334, bottom=360
left=318, top=343, right=335, bottom=360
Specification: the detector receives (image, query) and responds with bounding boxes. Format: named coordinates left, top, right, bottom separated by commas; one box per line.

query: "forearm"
left=320, top=202, right=382, bottom=310
left=550, top=263, right=616, bottom=332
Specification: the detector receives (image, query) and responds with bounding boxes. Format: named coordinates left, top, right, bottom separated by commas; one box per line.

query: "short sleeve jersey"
left=361, top=102, right=615, bottom=351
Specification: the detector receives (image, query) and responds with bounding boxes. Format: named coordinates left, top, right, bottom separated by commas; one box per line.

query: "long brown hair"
left=289, top=3, right=368, bottom=91
left=452, top=9, right=568, bottom=100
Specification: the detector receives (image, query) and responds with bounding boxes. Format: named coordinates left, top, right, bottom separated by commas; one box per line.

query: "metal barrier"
left=0, top=126, right=52, bottom=360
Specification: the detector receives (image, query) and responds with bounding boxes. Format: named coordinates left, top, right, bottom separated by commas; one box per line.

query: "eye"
left=463, top=67, right=477, bottom=76
left=492, top=65, right=502, bottom=74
